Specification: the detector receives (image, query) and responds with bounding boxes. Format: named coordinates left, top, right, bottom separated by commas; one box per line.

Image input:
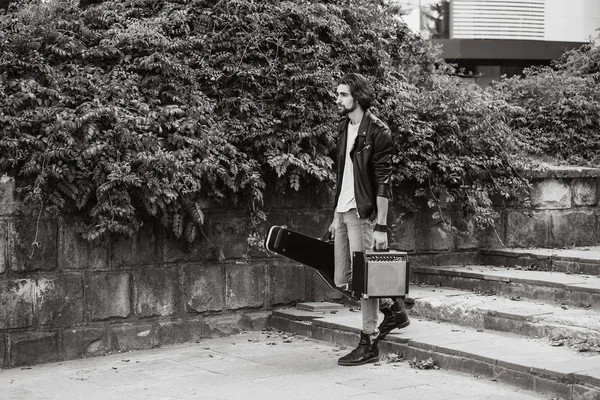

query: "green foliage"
left=491, top=35, right=600, bottom=166
left=376, top=75, right=530, bottom=230
left=0, top=0, right=532, bottom=243
left=0, top=0, right=263, bottom=241
left=554, top=35, right=600, bottom=78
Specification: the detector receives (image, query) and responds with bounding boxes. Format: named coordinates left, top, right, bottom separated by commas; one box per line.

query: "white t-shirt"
left=336, top=121, right=360, bottom=212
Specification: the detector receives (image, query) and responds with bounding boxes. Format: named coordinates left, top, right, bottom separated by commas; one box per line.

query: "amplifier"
left=352, top=250, right=409, bottom=299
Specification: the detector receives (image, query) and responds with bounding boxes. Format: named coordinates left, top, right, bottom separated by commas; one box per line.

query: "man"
left=328, top=73, right=410, bottom=366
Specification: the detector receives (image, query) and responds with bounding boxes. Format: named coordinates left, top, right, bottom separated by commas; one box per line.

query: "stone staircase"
left=270, top=247, right=600, bottom=400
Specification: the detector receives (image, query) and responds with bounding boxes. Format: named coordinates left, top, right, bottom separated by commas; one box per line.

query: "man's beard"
left=336, top=101, right=357, bottom=116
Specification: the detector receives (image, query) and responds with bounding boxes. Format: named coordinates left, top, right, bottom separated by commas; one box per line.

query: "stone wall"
left=392, top=167, right=600, bottom=266
left=2, top=166, right=600, bottom=368
left=0, top=177, right=343, bottom=369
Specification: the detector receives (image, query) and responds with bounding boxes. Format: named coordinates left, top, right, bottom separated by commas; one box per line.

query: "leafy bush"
left=0, top=0, right=531, bottom=244
left=0, top=0, right=265, bottom=241
left=490, top=35, right=600, bottom=166
left=555, top=37, right=600, bottom=78
left=377, top=75, right=530, bottom=230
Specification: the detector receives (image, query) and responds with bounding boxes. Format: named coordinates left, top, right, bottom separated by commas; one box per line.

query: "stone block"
left=262, top=212, right=290, bottom=232
left=111, top=226, right=156, bottom=268
left=36, top=274, right=85, bottom=327
left=572, top=178, right=598, bottom=206
left=109, top=323, right=156, bottom=351
left=490, top=364, right=536, bottom=393
left=506, top=210, right=550, bottom=248
left=570, top=290, right=600, bottom=310
left=306, top=272, right=343, bottom=302
left=284, top=211, right=331, bottom=239
left=163, top=236, right=212, bottom=264
left=0, top=279, right=34, bottom=329
left=242, top=311, right=271, bottom=330
left=483, top=316, right=544, bottom=338
left=551, top=210, right=598, bottom=247
left=202, top=314, right=244, bottom=337
left=183, top=264, right=225, bottom=313
left=134, top=268, right=179, bottom=318
left=86, top=272, right=131, bottom=321
left=60, top=326, right=110, bottom=360
left=389, top=213, right=416, bottom=251
left=415, top=211, right=452, bottom=252
left=532, top=375, right=573, bottom=400
left=0, top=334, right=6, bottom=368
left=531, top=179, right=571, bottom=209
left=450, top=209, right=505, bottom=250
left=201, top=312, right=268, bottom=337
left=58, top=224, right=109, bottom=270
left=265, top=189, right=315, bottom=210
left=204, top=213, right=248, bottom=259
left=164, top=212, right=251, bottom=262
left=573, top=384, right=600, bottom=400
left=305, top=323, right=337, bottom=344
left=156, top=319, right=205, bottom=346
left=432, top=251, right=478, bottom=266
left=297, top=302, right=344, bottom=311
left=474, top=221, right=506, bottom=250
left=226, top=263, right=265, bottom=309
left=451, top=215, right=480, bottom=250
left=408, top=254, right=434, bottom=267
left=11, top=219, right=58, bottom=272
left=0, top=175, right=16, bottom=216
left=0, top=220, right=10, bottom=274
left=412, top=348, right=496, bottom=380
left=270, top=262, right=306, bottom=305
left=315, top=187, right=335, bottom=209
left=9, top=332, right=59, bottom=367
left=269, top=315, right=292, bottom=334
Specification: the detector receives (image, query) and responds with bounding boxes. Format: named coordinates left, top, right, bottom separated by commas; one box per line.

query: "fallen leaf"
left=409, top=357, right=439, bottom=370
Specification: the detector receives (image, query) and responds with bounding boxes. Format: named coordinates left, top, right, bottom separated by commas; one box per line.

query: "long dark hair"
left=338, top=73, right=375, bottom=111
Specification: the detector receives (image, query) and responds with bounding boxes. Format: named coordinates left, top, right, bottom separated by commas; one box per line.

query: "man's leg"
left=333, top=212, right=352, bottom=290
left=378, top=297, right=410, bottom=338
left=338, top=211, right=379, bottom=366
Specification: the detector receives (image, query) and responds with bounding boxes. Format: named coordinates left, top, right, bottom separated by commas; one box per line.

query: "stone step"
left=271, top=305, right=600, bottom=400
left=480, top=247, right=600, bottom=276
left=411, top=264, right=600, bottom=310
left=408, top=286, right=600, bottom=350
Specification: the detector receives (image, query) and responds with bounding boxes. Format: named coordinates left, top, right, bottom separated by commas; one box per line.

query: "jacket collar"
left=340, top=110, right=371, bottom=137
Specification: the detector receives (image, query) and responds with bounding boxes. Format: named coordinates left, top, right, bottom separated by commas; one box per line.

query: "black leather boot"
left=338, top=332, right=379, bottom=366
left=378, top=299, right=410, bottom=338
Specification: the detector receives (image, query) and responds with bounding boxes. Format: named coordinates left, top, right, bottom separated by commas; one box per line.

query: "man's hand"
left=328, top=215, right=339, bottom=239
left=373, top=230, right=388, bottom=250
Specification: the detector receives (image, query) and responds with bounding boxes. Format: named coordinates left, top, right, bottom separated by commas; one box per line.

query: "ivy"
left=0, top=0, right=535, bottom=245
left=491, top=34, right=600, bottom=166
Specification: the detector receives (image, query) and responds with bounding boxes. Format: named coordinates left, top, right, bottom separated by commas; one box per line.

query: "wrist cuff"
left=374, top=224, right=388, bottom=232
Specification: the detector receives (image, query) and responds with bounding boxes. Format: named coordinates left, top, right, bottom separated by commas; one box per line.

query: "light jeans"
left=333, top=209, right=394, bottom=335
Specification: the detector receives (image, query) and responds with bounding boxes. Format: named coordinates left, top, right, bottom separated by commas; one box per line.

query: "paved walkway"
left=0, top=330, right=549, bottom=400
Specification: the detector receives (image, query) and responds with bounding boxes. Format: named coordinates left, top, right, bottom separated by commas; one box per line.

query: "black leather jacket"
left=333, top=110, right=394, bottom=219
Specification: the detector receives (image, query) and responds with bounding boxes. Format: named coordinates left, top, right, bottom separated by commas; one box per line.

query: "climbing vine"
left=0, top=0, right=533, bottom=244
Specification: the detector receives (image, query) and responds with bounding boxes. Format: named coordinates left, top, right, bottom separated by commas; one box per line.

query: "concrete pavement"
left=0, top=330, right=550, bottom=400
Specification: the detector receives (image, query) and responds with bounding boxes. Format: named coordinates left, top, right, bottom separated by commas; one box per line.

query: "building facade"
left=401, top=0, right=600, bottom=86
